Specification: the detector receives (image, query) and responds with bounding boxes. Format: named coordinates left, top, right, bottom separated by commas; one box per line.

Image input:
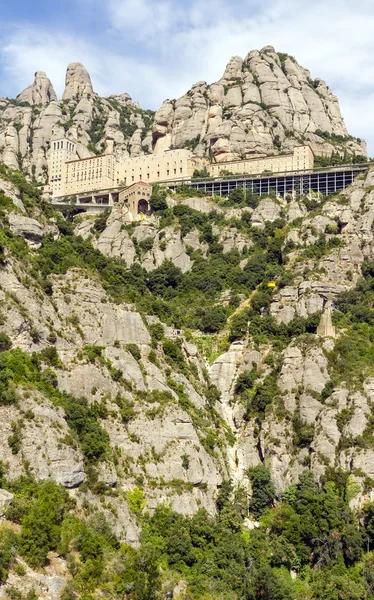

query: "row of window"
left=69, top=159, right=105, bottom=171
left=53, top=141, right=75, bottom=152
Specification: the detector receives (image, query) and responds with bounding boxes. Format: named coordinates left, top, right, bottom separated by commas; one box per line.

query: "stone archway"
left=138, top=199, right=149, bottom=214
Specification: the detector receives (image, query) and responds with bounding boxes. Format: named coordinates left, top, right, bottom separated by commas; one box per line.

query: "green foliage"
left=183, top=136, right=200, bottom=151
left=192, top=167, right=209, bottom=178
left=0, top=348, right=109, bottom=462
left=115, top=393, right=135, bottom=423
left=127, top=488, right=145, bottom=517
left=248, top=465, right=276, bottom=517
left=0, top=332, right=12, bottom=351
left=64, top=397, right=110, bottom=462
left=292, top=413, right=315, bottom=448
left=93, top=209, right=110, bottom=233
left=0, top=528, right=18, bottom=583
left=301, top=234, right=343, bottom=259
left=19, top=481, right=72, bottom=568
left=329, top=261, right=374, bottom=385
left=162, top=338, right=186, bottom=370
left=138, top=236, right=154, bottom=253
left=148, top=322, right=164, bottom=343
left=126, top=343, right=141, bottom=361
left=149, top=184, right=168, bottom=211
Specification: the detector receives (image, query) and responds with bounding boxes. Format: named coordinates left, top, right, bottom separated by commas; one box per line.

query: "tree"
left=150, top=185, right=168, bottom=211
left=20, top=481, right=72, bottom=567
left=248, top=465, right=275, bottom=517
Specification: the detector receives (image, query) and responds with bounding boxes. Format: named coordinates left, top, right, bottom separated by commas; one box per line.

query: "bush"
left=162, top=339, right=186, bottom=369
left=150, top=185, right=168, bottom=211
left=148, top=322, right=164, bottom=342
left=196, top=305, right=227, bottom=333
left=20, top=481, right=72, bottom=568
left=0, top=333, right=12, bottom=352
left=93, top=209, right=110, bottom=233
left=126, top=344, right=141, bottom=361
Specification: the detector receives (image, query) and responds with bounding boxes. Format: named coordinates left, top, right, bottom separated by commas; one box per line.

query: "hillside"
left=0, top=46, right=368, bottom=188
left=0, top=154, right=374, bottom=598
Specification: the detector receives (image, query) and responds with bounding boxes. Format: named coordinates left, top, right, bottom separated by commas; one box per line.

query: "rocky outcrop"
left=0, top=46, right=366, bottom=183
left=16, top=71, right=57, bottom=105
left=62, top=62, right=94, bottom=100
left=152, top=45, right=366, bottom=161
left=0, top=488, right=14, bottom=516
left=8, top=212, right=57, bottom=247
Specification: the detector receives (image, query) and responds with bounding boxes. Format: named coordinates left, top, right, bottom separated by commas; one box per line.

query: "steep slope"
left=1, top=161, right=374, bottom=596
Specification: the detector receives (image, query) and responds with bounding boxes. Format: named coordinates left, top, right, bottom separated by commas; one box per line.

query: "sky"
left=1, top=0, right=374, bottom=154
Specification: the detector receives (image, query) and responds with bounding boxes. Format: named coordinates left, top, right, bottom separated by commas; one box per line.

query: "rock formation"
left=62, top=61, right=94, bottom=100
left=16, top=71, right=57, bottom=105
left=0, top=46, right=367, bottom=185
left=316, top=299, right=336, bottom=337
left=152, top=45, right=366, bottom=161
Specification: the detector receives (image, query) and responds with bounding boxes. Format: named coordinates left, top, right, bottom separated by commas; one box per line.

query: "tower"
left=48, top=134, right=77, bottom=197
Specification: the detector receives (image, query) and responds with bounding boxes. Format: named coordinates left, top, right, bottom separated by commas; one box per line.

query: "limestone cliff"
left=152, top=46, right=366, bottom=161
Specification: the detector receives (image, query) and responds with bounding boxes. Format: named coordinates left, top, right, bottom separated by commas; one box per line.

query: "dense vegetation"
left=1, top=470, right=374, bottom=599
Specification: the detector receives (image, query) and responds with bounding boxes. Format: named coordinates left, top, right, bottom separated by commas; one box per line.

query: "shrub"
left=20, top=481, right=72, bottom=568
left=162, top=339, right=186, bottom=369
left=0, top=333, right=12, bottom=352
left=93, top=209, right=110, bottom=233
left=148, top=322, right=164, bottom=342
left=126, top=344, right=141, bottom=361
left=126, top=488, right=145, bottom=517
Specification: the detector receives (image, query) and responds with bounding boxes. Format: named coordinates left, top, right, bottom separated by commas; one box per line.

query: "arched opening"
left=138, top=199, right=149, bottom=214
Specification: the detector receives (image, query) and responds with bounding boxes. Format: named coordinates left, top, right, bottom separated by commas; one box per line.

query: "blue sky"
left=1, top=0, right=374, bottom=154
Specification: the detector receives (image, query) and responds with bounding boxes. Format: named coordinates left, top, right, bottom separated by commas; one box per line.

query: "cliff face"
left=152, top=45, right=366, bottom=161
left=0, top=46, right=367, bottom=186
left=1, top=161, right=374, bottom=595
left=1, top=159, right=374, bottom=517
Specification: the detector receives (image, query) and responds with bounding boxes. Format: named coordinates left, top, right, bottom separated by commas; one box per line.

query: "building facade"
left=116, top=149, right=201, bottom=185
left=64, top=154, right=116, bottom=195
left=47, top=137, right=314, bottom=199
left=208, top=146, right=314, bottom=177
left=118, top=181, right=152, bottom=215
left=49, top=137, right=77, bottom=196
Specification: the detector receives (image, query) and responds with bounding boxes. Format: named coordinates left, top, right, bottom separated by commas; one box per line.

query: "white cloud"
left=1, top=0, right=374, bottom=152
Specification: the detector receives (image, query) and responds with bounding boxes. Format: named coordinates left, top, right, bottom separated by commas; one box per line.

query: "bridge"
left=163, top=163, right=369, bottom=197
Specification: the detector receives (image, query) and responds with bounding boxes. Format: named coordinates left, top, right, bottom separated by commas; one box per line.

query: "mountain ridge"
left=0, top=46, right=367, bottom=188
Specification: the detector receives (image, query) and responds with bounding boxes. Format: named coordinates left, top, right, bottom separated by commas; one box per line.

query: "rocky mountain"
left=152, top=46, right=367, bottom=162
left=0, top=46, right=367, bottom=187
left=1, top=149, right=374, bottom=597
